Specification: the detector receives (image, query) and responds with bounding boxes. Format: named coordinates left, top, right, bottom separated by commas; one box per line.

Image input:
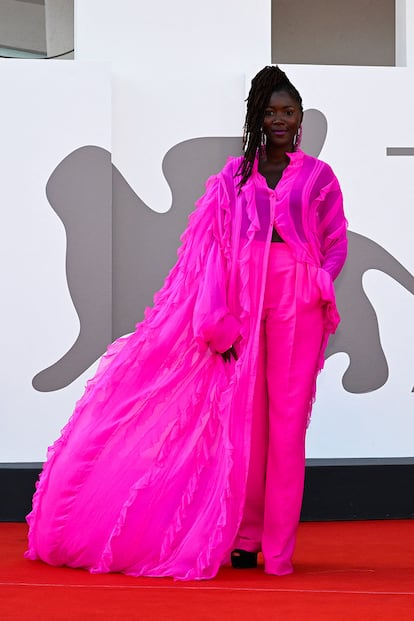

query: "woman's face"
left=262, top=90, right=302, bottom=150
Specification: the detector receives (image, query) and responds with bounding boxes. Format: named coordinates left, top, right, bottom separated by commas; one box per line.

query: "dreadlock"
left=236, top=66, right=303, bottom=189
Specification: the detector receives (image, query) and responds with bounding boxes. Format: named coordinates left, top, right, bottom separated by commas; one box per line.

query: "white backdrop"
left=75, top=0, right=271, bottom=212
left=1, top=0, right=413, bottom=461
left=0, top=60, right=111, bottom=460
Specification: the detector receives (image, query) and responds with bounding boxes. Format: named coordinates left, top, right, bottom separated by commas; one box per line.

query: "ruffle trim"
left=25, top=164, right=266, bottom=580
left=252, top=148, right=305, bottom=200
left=93, top=364, right=238, bottom=580
left=92, top=161, right=266, bottom=580
left=25, top=176, right=222, bottom=564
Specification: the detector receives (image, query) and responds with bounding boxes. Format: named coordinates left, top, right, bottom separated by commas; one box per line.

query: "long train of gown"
left=25, top=173, right=259, bottom=581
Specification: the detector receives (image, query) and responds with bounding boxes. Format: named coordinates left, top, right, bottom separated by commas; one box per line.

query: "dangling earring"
left=294, top=125, right=302, bottom=151
left=242, top=125, right=248, bottom=150
left=259, top=129, right=267, bottom=157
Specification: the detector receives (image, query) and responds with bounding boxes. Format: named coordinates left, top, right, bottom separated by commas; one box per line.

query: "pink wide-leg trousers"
left=235, top=243, right=325, bottom=575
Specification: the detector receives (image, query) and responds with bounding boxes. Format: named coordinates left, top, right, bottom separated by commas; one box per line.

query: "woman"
left=26, top=66, right=347, bottom=580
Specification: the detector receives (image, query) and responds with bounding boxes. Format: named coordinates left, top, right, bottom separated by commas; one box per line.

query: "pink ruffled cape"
left=26, top=150, right=347, bottom=580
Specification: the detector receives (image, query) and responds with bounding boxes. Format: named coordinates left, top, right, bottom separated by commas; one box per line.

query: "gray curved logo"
left=327, top=232, right=414, bottom=392
left=32, top=110, right=414, bottom=395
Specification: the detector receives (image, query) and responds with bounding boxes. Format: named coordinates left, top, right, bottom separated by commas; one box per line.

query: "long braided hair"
left=237, top=66, right=303, bottom=189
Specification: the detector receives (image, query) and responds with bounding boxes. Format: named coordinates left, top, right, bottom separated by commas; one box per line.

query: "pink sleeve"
left=192, top=173, right=241, bottom=353
left=315, top=172, right=348, bottom=281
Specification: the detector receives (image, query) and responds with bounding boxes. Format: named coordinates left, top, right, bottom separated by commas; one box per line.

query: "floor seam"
left=0, top=582, right=413, bottom=595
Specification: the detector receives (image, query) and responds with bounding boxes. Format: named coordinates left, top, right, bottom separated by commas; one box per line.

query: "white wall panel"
left=2, top=0, right=413, bottom=462
left=75, top=0, right=270, bottom=211
left=0, top=60, right=111, bottom=461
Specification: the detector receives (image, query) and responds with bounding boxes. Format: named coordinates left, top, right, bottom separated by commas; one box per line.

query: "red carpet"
left=0, top=521, right=413, bottom=620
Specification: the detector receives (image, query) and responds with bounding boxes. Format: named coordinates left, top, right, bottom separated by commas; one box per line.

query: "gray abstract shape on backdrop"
left=327, top=232, right=414, bottom=393
left=301, top=109, right=327, bottom=156
left=113, top=137, right=243, bottom=338
left=387, top=148, right=414, bottom=156
left=32, top=111, right=414, bottom=396
left=32, top=146, right=112, bottom=392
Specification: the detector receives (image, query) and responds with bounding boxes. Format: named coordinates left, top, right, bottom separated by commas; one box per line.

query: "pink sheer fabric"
left=26, top=150, right=347, bottom=580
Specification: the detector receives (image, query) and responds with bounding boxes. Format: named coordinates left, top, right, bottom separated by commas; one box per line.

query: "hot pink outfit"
left=26, top=149, right=347, bottom=580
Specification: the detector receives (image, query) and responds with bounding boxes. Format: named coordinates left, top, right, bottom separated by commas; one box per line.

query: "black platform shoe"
left=231, top=549, right=258, bottom=569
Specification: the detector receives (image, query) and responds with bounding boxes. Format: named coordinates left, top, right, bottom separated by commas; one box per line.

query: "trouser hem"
left=264, top=560, right=294, bottom=576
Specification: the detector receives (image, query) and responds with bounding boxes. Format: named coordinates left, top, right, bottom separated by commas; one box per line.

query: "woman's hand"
left=221, top=345, right=238, bottom=363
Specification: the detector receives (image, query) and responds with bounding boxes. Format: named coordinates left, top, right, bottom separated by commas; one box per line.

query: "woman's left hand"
left=221, top=345, right=238, bottom=363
